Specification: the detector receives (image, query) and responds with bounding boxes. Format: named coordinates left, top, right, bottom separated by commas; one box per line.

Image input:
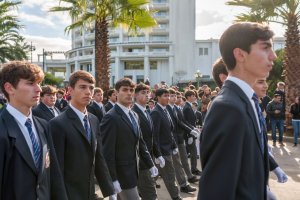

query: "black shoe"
left=180, top=184, right=197, bottom=193
left=172, top=196, right=182, bottom=200
left=279, top=141, right=285, bottom=146
left=94, top=194, right=103, bottom=200
left=273, top=141, right=276, bottom=147
left=155, top=183, right=161, bottom=188
left=192, top=169, right=202, bottom=176
left=188, top=176, right=199, bottom=183
left=293, top=143, right=297, bottom=147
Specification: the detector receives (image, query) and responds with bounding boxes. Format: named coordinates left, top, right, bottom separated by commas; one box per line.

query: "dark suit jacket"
left=132, top=104, right=160, bottom=169
left=199, top=80, right=269, bottom=200
left=0, top=108, right=67, bottom=200
left=54, top=98, right=68, bottom=111
left=150, top=104, right=177, bottom=157
left=183, top=102, right=197, bottom=128
left=104, top=102, right=114, bottom=112
left=100, top=104, right=154, bottom=189
left=168, top=105, right=193, bottom=145
left=87, top=101, right=106, bottom=123
left=49, top=107, right=114, bottom=199
left=32, top=102, right=60, bottom=121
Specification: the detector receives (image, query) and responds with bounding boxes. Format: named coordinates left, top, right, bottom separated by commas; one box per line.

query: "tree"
left=50, top=0, right=156, bottom=91
left=0, top=1, right=29, bottom=62
left=44, top=72, right=64, bottom=86
left=226, top=0, right=300, bottom=112
left=267, top=49, right=284, bottom=96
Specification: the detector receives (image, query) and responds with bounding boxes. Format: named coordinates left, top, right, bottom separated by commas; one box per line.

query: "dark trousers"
left=137, top=169, right=157, bottom=200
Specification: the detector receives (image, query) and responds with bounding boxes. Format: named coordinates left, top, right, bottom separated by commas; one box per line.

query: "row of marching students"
left=0, top=60, right=202, bottom=200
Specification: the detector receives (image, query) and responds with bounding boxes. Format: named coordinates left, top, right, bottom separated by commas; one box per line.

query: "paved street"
left=98, top=136, right=300, bottom=200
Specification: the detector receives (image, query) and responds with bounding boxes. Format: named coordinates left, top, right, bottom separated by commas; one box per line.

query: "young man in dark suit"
left=199, top=22, right=277, bottom=200
left=150, top=88, right=182, bottom=200
left=33, top=85, right=60, bottom=121
left=182, top=90, right=201, bottom=176
left=166, top=89, right=197, bottom=193
left=87, top=87, right=106, bottom=123
left=132, top=83, right=159, bottom=200
left=100, top=78, right=157, bottom=200
left=54, top=89, right=68, bottom=111
left=0, top=61, right=67, bottom=200
left=49, top=70, right=114, bottom=200
left=104, top=88, right=117, bottom=112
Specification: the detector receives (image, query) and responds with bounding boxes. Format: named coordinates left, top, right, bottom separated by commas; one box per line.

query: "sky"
left=16, top=0, right=285, bottom=61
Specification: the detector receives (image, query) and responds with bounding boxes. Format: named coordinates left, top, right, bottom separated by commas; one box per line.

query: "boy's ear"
left=233, top=48, right=246, bottom=63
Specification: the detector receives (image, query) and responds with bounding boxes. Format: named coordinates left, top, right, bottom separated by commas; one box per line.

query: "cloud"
left=19, top=12, right=56, bottom=28
left=196, top=10, right=226, bottom=26
left=22, top=34, right=71, bottom=61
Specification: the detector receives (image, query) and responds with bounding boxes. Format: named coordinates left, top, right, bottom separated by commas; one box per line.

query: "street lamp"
left=194, top=69, right=202, bottom=89
left=29, top=42, right=36, bottom=63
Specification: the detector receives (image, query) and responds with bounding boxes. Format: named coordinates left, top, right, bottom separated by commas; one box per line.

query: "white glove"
left=273, top=167, right=288, bottom=183
left=188, top=137, right=193, bottom=145
left=266, top=185, right=277, bottom=200
left=149, top=166, right=159, bottom=177
left=112, top=181, right=122, bottom=194
left=155, top=156, right=165, bottom=168
left=109, top=194, right=117, bottom=200
left=268, top=144, right=274, bottom=158
left=190, top=130, right=199, bottom=137
left=172, top=148, right=178, bottom=155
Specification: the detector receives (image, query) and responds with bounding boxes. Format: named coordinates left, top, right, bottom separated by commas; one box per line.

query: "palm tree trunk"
left=94, top=18, right=110, bottom=91
left=283, top=14, right=300, bottom=125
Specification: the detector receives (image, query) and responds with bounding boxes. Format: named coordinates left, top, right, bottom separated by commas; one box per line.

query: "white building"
left=63, top=0, right=196, bottom=86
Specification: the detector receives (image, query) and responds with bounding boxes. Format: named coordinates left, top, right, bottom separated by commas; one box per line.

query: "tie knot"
left=25, top=118, right=32, bottom=127
left=252, top=93, right=259, bottom=102
left=83, top=115, right=88, bottom=122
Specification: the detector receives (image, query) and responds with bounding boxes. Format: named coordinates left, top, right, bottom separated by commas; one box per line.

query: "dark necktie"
left=252, top=93, right=265, bottom=152
left=83, top=115, right=91, bottom=143
left=25, top=118, right=41, bottom=169
left=129, top=111, right=138, bottom=136
left=164, top=108, right=174, bottom=130
left=49, top=107, right=55, bottom=116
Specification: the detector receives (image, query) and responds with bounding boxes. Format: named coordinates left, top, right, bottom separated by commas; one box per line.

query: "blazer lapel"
left=3, top=110, right=38, bottom=174
left=134, top=105, right=152, bottom=131
left=226, top=80, right=264, bottom=156
left=66, top=108, right=91, bottom=145
left=88, top=115, right=97, bottom=156
left=33, top=117, right=48, bottom=181
left=115, top=105, right=138, bottom=137
left=40, top=103, right=55, bottom=118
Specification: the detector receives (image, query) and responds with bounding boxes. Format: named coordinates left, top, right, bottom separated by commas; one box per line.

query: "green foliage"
left=267, top=49, right=284, bottom=96
left=43, top=72, right=64, bottom=86
left=0, top=1, right=29, bottom=63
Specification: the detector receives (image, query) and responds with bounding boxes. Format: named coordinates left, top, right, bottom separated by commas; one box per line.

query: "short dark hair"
left=69, top=70, right=95, bottom=88
left=274, top=94, right=281, bottom=98
left=0, top=61, right=44, bottom=100
left=115, top=78, right=135, bottom=91
left=135, top=82, right=150, bottom=94
left=185, top=90, right=196, bottom=99
left=212, top=58, right=228, bottom=88
left=148, top=99, right=155, bottom=104
left=155, top=88, right=169, bottom=97
left=176, top=91, right=181, bottom=96
left=57, top=89, right=65, bottom=95
left=220, top=22, right=274, bottom=70
left=41, top=85, right=57, bottom=97
left=107, top=89, right=116, bottom=97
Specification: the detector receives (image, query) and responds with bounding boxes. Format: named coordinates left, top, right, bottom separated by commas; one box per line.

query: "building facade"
left=63, top=0, right=196, bottom=86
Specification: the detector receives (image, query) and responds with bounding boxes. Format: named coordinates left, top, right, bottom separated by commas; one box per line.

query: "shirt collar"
left=6, top=103, right=33, bottom=126
left=117, top=103, right=131, bottom=115
left=157, top=103, right=166, bottom=110
left=168, top=104, right=175, bottom=109
left=94, top=101, right=103, bottom=108
left=109, top=100, right=115, bottom=106
left=227, top=75, right=255, bottom=100
left=69, top=103, right=88, bottom=120
left=135, top=103, right=147, bottom=112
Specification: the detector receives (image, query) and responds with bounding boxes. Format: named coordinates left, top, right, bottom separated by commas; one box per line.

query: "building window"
left=150, top=35, right=168, bottom=42
left=87, top=64, right=92, bottom=72
left=124, top=61, right=144, bottom=70
left=199, top=48, right=208, bottom=56
left=136, top=75, right=144, bottom=84
left=80, top=65, right=83, bottom=70
left=150, top=61, right=158, bottom=70
left=124, top=75, right=133, bottom=79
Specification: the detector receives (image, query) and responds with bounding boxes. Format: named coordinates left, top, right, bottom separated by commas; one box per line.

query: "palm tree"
left=50, top=0, right=156, bottom=91
left=226, top=0, right=300, bottom=114
left=0, top=1, right=29, bottom=62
